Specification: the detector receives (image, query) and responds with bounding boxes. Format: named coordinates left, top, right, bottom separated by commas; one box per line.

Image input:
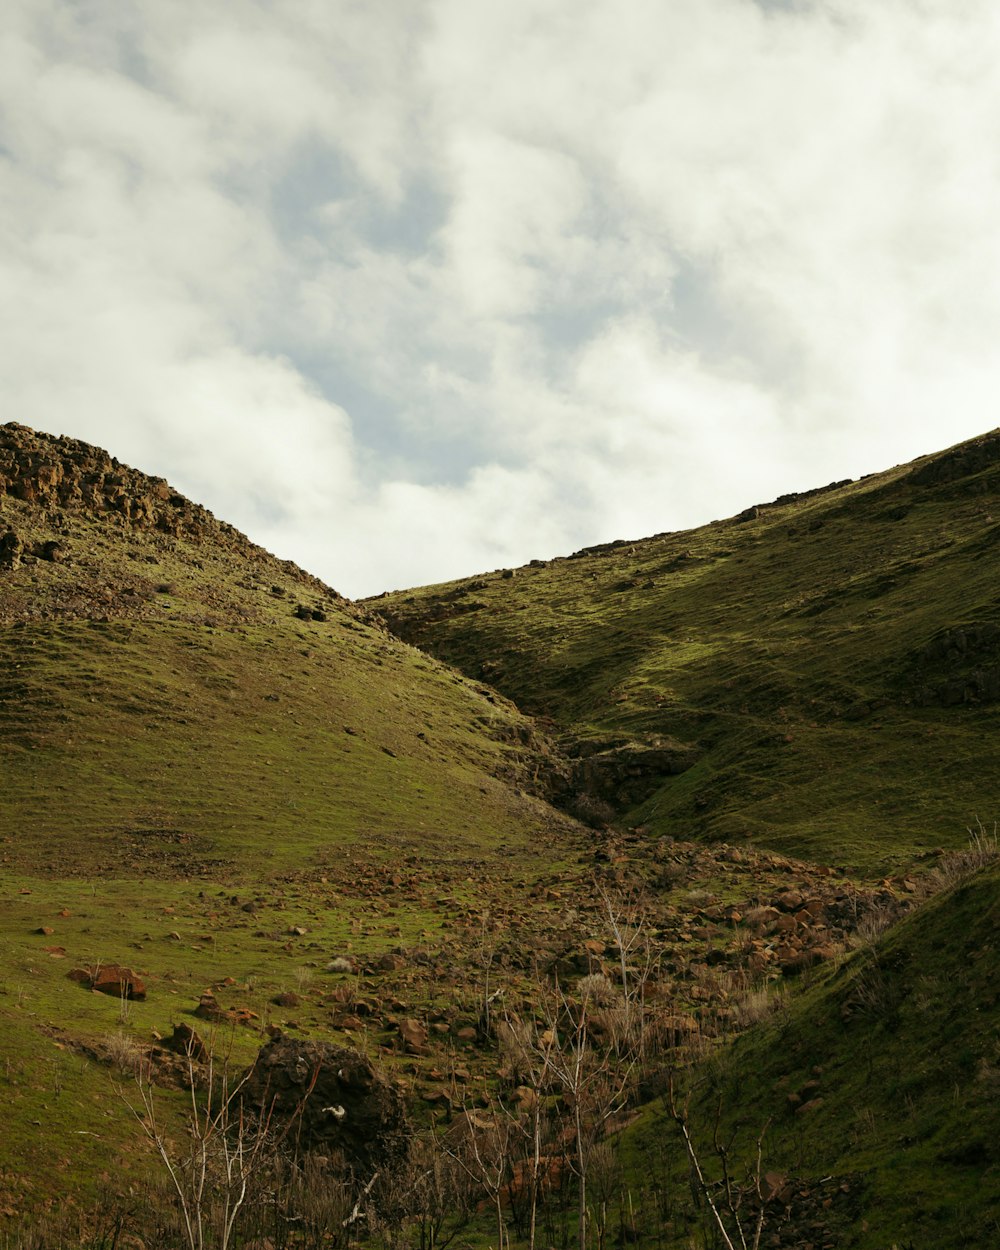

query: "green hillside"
left=0, top=422, right=578, bottom=1220
left=2, top=421, right=998, bottom=1249
left=624, top=857, right=1000, bottom=1250
left=371, top=430, right=1000, bottom=871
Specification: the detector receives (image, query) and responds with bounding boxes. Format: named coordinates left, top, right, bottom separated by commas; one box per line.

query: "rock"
left=398, top=1018, right=429, bottom=1054
left=661, top=1014, right=700, bottom=1044
left=376, top=952, right=406, bottom=972
left=38, top=540, right=65, bottom=563
left=273, top=991, right=302, bottom=1008
left=67, top=964, right=146, bottom=1000
left=0, top=529, right=22, bottom=570
left=240, top=1036, right=410, bottom=1174
left=160, top=1022, right=208, bottom=1062
left=763, top=1171, right=792, bottom=1204
left=194, top=992, right=226, bottom=1020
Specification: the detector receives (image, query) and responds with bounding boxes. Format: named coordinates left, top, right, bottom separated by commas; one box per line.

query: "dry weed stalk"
left=115, top=1035, right=317, bottom=1250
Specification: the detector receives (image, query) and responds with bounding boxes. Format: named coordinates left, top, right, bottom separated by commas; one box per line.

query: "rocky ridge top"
left=0, top=422, right=345, bottom=621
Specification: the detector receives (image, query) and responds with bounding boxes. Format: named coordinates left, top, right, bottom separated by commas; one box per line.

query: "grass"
left=4, top=423, right=1000, bottom=1242
left=620, top=861, right=1000, bottom=1250
left=372, top=429, right=1000, bottom=871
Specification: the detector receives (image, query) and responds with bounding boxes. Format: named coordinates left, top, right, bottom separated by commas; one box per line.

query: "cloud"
left=2, top=0, right=1000, bottom=597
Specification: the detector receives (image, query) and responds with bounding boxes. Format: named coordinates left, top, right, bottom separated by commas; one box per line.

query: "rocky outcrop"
left=0, top=422, right=343, bottom=599
left=241, top=1036, right=410, bottom=1175
left=0, top=422, right=215, bottom=539
left=567, top=735, right=698, bottom=808
left=908, top=430, right=1000, bottom=487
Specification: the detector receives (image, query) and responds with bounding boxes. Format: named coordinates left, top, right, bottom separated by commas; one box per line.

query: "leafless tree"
left=667, top=1076, right=771, bottom=1250
left=116, top=1036, right=316, bottom=1250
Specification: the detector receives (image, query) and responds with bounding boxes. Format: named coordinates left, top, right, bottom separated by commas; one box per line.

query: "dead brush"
left=725, top=974, right=786, bottom=1031
left=103, top=1030, right=144, bottom=1075
left=929, top=818, right=999, bottom=891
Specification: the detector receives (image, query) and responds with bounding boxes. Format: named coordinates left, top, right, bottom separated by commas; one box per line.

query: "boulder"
left=398, top=1017, right=429, bottom=1054
left=68, top=964, right=146, bottom=1000
left=241, top=1036, right=409, bottom=1174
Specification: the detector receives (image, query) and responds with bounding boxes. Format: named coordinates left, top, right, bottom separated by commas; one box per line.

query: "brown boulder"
left=398, top=1018, right=429, bottom=1054
left=194, top=992, right=226, bottom=1020
left=68, top=964, right=146, bottom=1000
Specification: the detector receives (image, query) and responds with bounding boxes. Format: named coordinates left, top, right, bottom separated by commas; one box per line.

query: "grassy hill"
left=2, top=421, right=998, bottom=1248
left=370, top=429, right=1000, bottom=871
left=0, top=422, right=581, bottom=1220
left=622, top=855, right=1000, bottom=1250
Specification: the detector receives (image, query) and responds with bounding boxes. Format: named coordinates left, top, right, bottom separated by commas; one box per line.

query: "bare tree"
left=439, top=1102, right=516, bottom=1250
left=117, top=1036, right=316, bottom=1250
left=668, top=1076, right=770, bottom=1250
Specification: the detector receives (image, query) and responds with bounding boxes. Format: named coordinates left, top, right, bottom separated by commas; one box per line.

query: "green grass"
left=372, top=430, right=1000, bottom=870
left=626, top=861, right=1000, bottom=1249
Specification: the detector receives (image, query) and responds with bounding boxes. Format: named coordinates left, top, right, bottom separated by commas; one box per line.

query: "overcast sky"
left=3, top=1, right=999, bottom=597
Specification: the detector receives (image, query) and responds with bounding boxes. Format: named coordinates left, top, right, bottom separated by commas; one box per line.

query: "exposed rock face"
left=568, top=735, right=698, bottom=807
left=909, top=430, right=1000, bottom=487
left=0, top=421, right=342, bottom=598
left=0, top=422, right=212, bottom=539
left=241, top=1036, right=410, bottom=1175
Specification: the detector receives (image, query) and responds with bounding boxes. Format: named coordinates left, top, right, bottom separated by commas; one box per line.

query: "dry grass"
left=929, top=818, right=1000, bottom=891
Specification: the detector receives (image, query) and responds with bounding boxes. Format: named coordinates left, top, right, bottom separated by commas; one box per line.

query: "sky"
left=2, top=0, right=1000, bottom=598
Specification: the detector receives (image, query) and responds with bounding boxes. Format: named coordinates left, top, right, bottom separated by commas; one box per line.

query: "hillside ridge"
left=369, top=426, right=1000, bottom=868
left=0, top=421, right=342, bottom=620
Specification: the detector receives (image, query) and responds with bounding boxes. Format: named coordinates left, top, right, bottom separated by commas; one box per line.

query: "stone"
left=67, top=964, right=146, bottom=1000
left=160, top=1022, right=208, bottom=1062
left=194, top=992, right=226, bottom=1020
left=0, top=529, right=22, bottom=570
left=240, top=1036, right=410, bottom=1174
left=38, top=540, right=65, bottom=563
left=398, top=1018, right=429, bottom=1053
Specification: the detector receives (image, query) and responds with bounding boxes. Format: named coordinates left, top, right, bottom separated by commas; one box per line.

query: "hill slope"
left=622, top=857, right=1000, bottom=1250
left=0, top=421, right=580, bottom=1216
left=370, top=429, right=1000, bottom=870
left=0, top=421, right=566, bottom=875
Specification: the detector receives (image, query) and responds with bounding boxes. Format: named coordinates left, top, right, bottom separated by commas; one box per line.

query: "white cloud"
left=2, top=0, right=1000, bottom=597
